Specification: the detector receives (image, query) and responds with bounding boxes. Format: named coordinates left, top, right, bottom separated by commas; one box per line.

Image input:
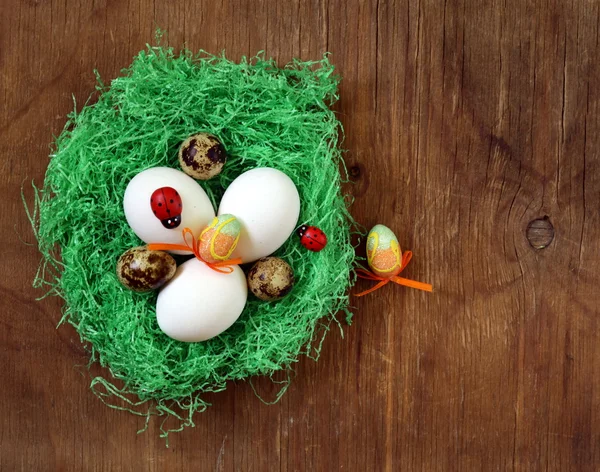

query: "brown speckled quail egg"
left=178, top=133, right=227, bottom=180
left=116, top=247, right=177, bottom=292
left=247, top=257, right=295, bottom=301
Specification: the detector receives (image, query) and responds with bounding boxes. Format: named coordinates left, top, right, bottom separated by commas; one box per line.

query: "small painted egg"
left=178, top=133, right=227, bottom=180
left=367, top=224, right=402, bottom=279
left=198, top=214, right=241, bottom=264
left=116, top=247, right=177, bottom=292
left=247, top=257, right=295, bottom=301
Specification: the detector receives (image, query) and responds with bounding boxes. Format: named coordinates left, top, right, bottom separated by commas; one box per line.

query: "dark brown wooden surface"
left=2, top=0, right=600, bottom=470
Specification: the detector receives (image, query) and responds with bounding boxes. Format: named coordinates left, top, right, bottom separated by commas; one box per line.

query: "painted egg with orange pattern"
left=367, top=224, right=402, bottom=279
left=198, top=214, right=241, bottom=264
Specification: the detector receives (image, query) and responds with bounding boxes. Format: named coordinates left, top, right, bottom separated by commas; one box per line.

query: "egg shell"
left=178, top=133, right=227, bottom=180
left=123, top=167, right=215, bottom=254
left=156, top=258, right=247, bottom=342
left=198, top=214, right=241, bottom=264
left=367, top=224, right=403, bottom=279
left=247, top=257, right=295, bottom=301
left=218, top=167, right=300, bottom=263
left=116, top=247, right=176, bottom=292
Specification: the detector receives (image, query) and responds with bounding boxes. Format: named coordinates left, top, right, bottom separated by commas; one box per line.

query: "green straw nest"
left=31, top=45, right=356, bottom=437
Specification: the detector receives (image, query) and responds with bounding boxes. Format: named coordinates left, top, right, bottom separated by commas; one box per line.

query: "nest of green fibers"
left=30, top=44, right=356, bottom=437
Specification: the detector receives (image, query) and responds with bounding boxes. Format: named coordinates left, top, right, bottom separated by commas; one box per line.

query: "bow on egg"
left=119, top=152, right=302, bottom=342
left=147, top=220, right=243, bottom=273
left=355, top=224, right=433, bottom=296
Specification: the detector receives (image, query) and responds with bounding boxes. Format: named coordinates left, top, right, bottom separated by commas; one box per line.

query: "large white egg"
left=156, top=258, right=247, bottom=342
left=218, top=167, right=300, bottom=263
left=123, top=167, right=215, bottom=253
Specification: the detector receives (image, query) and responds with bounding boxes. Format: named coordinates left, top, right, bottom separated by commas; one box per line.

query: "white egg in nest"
left=123, top=167, right=215, bottom=254
left=156, top=258, right=248, bottom=342
left=218, top=167, right=300, bottom=263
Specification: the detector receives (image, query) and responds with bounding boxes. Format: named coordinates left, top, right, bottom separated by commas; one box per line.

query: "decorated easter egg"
left=367, top=224, right=403, bottom=278
left=178, top=133, right=227, bottom=180
left=156, top=258, right=247, bottom=342
left=116, top=247, right=176, bottom=292
left=247, top=257, right=295, bottom=301
left=198, top=214, right=241, bottom=264
left=297, top=225, right=327, bottom=252
left=123, top=167, right=215, bottom=254
left=218, top=167, right=300, bottom=263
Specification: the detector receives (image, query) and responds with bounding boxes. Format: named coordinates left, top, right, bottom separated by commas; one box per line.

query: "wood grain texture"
left=2, top=0, right=600, bottom=470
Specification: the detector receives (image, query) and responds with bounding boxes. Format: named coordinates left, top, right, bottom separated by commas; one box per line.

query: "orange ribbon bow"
left=355, top=250, right=433, bottom=296
left=147, top=227, right=242, bottom=274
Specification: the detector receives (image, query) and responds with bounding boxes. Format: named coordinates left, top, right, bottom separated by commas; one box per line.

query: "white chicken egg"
left=217, top=167, right=300, bottom=263
left=123, top=167, right=215, bottom=253
left=156, top=258, right=247, bottom=342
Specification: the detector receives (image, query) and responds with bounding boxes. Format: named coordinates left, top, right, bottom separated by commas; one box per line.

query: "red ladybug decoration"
left=150, top=187, right=183, bottom=229
left=297, top=225, right=327, bottom=252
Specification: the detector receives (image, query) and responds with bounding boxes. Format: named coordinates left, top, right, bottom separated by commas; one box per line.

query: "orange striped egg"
left=367, top=224, right=402, bottom=278
left=198, top=214, right=241, bottom=264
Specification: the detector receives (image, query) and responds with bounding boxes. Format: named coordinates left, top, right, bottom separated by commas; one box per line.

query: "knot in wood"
left=526, top=216, right=554, bottom=249
left=349, top=165, right=362, bottom=179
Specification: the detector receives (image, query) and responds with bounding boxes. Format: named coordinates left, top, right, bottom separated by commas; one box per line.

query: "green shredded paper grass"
left=31, top=43, right=356, bottom=437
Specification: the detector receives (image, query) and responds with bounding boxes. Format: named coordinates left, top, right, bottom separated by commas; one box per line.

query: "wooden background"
left=2, top=0, right=600, bottom=470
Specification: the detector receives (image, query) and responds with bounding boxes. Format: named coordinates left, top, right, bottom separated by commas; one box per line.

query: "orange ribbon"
left=147, top=227, right=242, bottom=274
left=355, top=250, right=433, bottom=296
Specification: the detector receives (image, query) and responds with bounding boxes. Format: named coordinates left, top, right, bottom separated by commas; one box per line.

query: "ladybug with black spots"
left=297, top=225, right=327, bottom=252
left=150, top=187, right=183, bottom=229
